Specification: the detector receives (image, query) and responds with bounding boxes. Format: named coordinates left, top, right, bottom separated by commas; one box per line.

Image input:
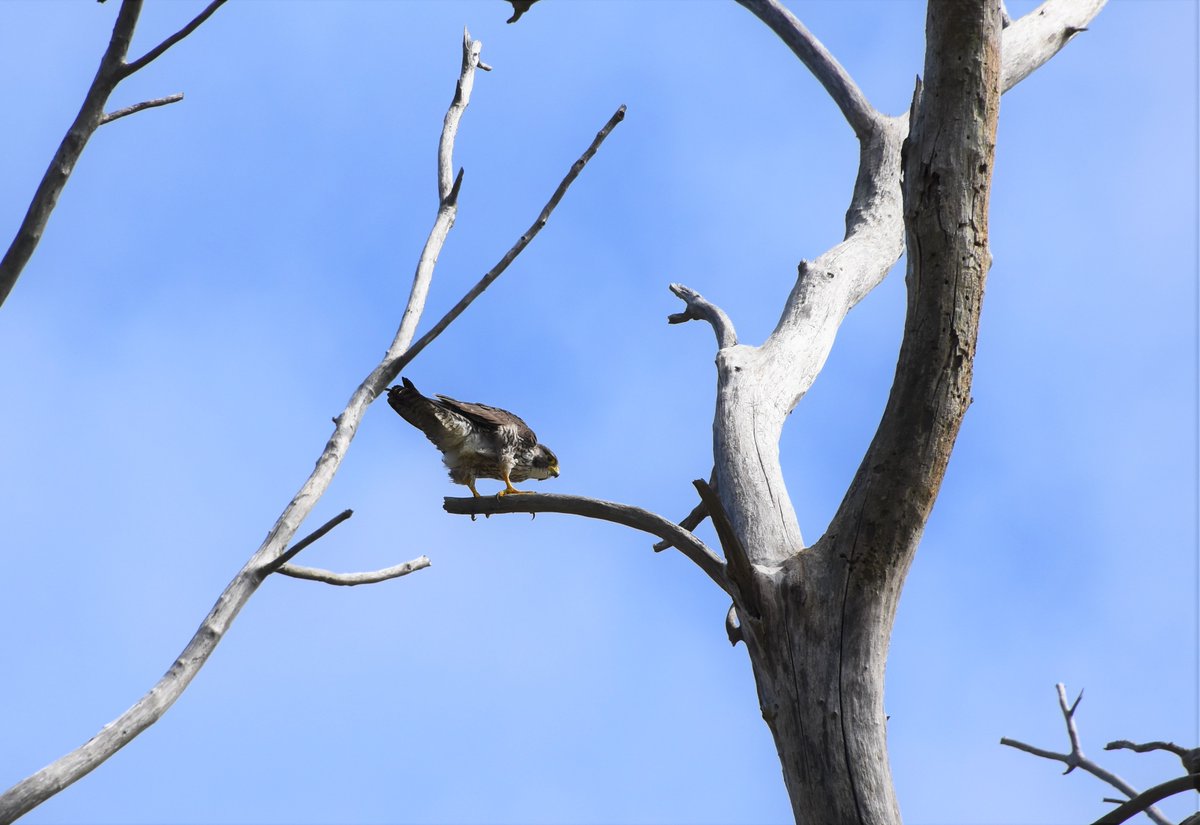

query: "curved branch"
left=1092, top=775, right=1200, bottom=825
left=735, top=0, right=878, bottom=138
left=443, top=492, right=729, bottom=595
left=277, top=557, right=432, bottom=586
left=668, top=284, right=738, bottom=349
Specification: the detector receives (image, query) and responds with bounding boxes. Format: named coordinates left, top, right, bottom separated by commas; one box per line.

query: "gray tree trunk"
left=718, top=1, right=1000, bottom=821
left=455, top=2, right=1104, bottom=821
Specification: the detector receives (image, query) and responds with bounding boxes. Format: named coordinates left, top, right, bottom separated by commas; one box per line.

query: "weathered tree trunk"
left=720, top=1, right=1003, bottom=821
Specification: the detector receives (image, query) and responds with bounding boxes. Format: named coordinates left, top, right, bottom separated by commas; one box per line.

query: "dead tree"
left=0, top=1, right=1108, bottom=823
left=451, top=0, right=1106, bottom=822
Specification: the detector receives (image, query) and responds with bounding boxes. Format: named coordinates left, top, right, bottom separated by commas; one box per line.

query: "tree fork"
left=731, top=1, right=1005, bottom=821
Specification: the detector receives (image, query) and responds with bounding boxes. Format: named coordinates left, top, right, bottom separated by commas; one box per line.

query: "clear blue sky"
left=1, top=2, right=1195, bottom=824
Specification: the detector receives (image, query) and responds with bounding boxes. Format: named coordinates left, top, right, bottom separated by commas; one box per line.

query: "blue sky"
left=0, top=2, right=1195, bottom=824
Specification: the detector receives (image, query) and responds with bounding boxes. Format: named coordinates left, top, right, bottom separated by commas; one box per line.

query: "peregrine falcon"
left=386, top=377, right=560, bottom=497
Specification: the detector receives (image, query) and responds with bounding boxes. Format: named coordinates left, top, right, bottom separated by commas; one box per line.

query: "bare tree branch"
left=714, top=0, right=1107, bottom=567
left=278, top=557, right=432, bottom=586
left=99, top=93, right=184, bottom=125
left=1107, top=740, right=1192, bottom=760
left=443, top=492, right=730, bottom=595
left=0, top=0, right=227, bottom=310
left=691, top=479, right=758, bottom=618
left=1001, top=0, right=1106, bottom=92
left=668, top=284, right=738, bottom=349
left=439, top=30, right=483, bottom=201
left=0, top=34, right=508, bottom=822
left=261, top=510, right=355, bottom=577
left=261, top=509, right=433, bottom=585
left=120, top=0, right=228, bottom=76
left=387, top=30, right=484, bottom=373
left=652, top=468, right=715, bottom=553
left=734, top=0, right=879, bottom=137
left=1092, top=775, right=1200, bottom=825
left=1001, top=684, right=1175, bottom=825
left=381, top=104, right=627, bottom=385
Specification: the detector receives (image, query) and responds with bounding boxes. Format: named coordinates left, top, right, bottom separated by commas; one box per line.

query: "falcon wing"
left=434, top=395, right=538, bottom=450
left=386, top=378, right=474, bottom=453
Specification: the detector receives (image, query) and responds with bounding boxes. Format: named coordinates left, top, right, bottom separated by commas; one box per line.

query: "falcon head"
left=526, top=444, right=560, bottom=481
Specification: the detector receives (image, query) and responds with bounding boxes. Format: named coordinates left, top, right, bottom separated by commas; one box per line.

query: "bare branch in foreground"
left=443, top=492, right=729, bottom=595
left=0, top=35, right=498, bottom=822
left=735, top=0, right=879, bottom=137
left=1001, top=684, right=1174, bottom=825
left=668, top=283, right=738, bottom=349
left=99, top=93, right=184, bottom=125
left=381, top=104, right=627, bottom=386
left=121, top=0, right=229, bottom=76
left=277, top=557, right=432, bottom=586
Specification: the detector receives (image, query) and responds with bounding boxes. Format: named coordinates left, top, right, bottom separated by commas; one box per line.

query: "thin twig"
left=278, top=557, right=432, bottom=586
left=735, top=0, right=878, bottom=137
left=443, top=491, right=729, bottom=595
left=1000, top=684, right=1174, bottom=825
left=652, top=469, right=715, bottom=552
left=121, top=0, right=229, bottom=76
left=261, top=509, right=354, bottom=577
left=381, top=104, right=626, bottom=384
left=100, top=93, right=184, bottom=125
left=668, top=284, right=738, bottom=349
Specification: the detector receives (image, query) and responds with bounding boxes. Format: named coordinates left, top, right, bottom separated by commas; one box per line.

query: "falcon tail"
left=386, top=378, right=452, bottom=448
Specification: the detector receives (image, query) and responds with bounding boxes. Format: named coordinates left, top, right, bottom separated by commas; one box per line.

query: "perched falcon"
left=386, top=377, right=559, bottom=497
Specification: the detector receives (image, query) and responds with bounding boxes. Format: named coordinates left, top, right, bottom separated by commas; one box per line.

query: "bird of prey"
left=386, top=377, right=559, bottom=497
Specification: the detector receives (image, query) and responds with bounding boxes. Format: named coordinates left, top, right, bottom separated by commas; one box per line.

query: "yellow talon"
left=497, top=472, right=528, bottom=496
